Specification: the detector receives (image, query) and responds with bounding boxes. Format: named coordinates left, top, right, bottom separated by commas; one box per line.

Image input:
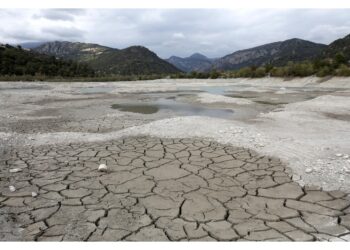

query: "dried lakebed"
left=1, top=137, right=350, bottom=241
left=0, top=78, right=350, bottom=241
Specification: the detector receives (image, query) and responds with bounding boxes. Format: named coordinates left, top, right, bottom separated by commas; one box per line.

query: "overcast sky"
left=1, top=9, right=350, bottom=58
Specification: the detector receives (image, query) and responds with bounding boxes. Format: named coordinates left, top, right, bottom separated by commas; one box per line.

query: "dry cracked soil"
left=1, top=136, right=350, bottom=241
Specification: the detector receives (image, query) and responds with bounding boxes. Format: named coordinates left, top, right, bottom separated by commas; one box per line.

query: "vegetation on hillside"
left=212, top=38, right=327, bottom=71
left=1, top=37, right=350, bottom=81
left=0, top=44, right=95, bottom=77
left=34, top=42, right=181, bottom=76
left=324, top=34, right=350, bottom=60
left=231, top=53, right=350, bottom=78
left=170, top=53, right=350, bottom=79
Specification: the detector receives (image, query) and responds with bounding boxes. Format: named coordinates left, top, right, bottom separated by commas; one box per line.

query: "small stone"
left=32, top=192, right=38, bottom=197
left=343, top=155, right=349, bottom=159
left=9, top=186, right=16, bottom=192
left=9, top=168, right=22, bottom=173
left=292, top=174, right=301, bottom=181
left=98, top=163, right=108, bottom=172
left=305, top=168, right=313, bottom=173
left=336, top=153, right=343, bottom=157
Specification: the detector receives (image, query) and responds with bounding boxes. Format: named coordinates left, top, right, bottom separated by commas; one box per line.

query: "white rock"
left=31, top=192, right=38, bottom=197
left=336, top=153, right=343, bottom=157
left=9, top=168, right=22, bottom=173
left=292, top=174, right=301, bottom=181
left=98, top=163, right=108, bottom=172
left=305, top=168, right=313, bottom=173
left=9, top=186, right=16, bottom=192
left=343, top=155, right=349, bottom=159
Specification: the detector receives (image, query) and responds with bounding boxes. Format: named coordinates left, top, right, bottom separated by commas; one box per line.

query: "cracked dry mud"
left=1, top=137, right=350, bottom=241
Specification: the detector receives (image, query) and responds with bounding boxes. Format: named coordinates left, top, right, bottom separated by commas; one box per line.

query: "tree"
left=334, top=52, right=347, bottom=66
left=336, top=64, right=350, bottom=76
left=316, top=66, right=332, bottom=77
left=253, top=67, right=266, bottom=77
left=209, top=70, right=220, bottom=79
left=235, top=67, right=253, bottom=77
left=264, top=63, right=273, bottom=73
left=0, top=44, right=95, bottom=78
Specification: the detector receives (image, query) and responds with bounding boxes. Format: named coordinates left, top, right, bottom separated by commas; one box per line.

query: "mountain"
left=212, top=38, right=327, bottom=71
left=32, top=41, right=112, bottom=62
left=324, top=34, right=350, bottom=60
left=33, top=41, right=181, bottom=75
left=0, top=44, right=94, bottom=77
left=166, top=53, right=214, bottom=72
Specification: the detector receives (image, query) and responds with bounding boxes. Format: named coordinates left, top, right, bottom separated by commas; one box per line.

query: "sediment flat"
left=0, top=77, right=350, bottom=241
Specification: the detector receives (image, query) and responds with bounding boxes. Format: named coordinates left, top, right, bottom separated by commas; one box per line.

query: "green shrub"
left=336, top=65, right=350, bottom=76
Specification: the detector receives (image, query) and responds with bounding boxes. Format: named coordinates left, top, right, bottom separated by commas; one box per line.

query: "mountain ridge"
left=25, top=33, right=350, bottom=75
left=324, top=34, right=350, bottom=60
left=33, top=41, right=181, bottom=75
left=165, top=38, right=327, bottom=72
left=212, top=38, right=327, bottom=71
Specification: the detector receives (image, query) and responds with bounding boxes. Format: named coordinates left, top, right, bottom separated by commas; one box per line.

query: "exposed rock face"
left=167, top=38, right=327, bottom=72
left=33, top=41, right=181, bottom=75
left=212, top=38, right=327, bottom=70
left=33, top=41, right=111, bottom=61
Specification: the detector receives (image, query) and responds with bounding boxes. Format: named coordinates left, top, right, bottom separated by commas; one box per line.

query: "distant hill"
left=0, top=44, right=94, bottom=77
left=166, top=53, right=214, bottom=72
left=33, top=41, right=181, bottom=75
left=166, top=38, right=327, bottom=72
left=11, top=33, right=350, bottom=78
left=19, top=41, right=48, bottom=49
left=212, top=38, right=327, bottom=71
left=324, top=34, right=350, bottom=60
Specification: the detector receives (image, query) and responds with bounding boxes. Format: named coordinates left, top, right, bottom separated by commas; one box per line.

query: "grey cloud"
left=1, top=9, right=350, bottom=58
left=3, top=30, right=44, bottom=42
left=41, top=26, right=85, bottom=40
left=33, top=9, right=85, bottom=21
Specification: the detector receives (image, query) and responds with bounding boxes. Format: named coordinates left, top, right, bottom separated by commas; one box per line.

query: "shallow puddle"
left=111, top=104, right=159, bottom=114
left=111, top=98, right=234, bottom=118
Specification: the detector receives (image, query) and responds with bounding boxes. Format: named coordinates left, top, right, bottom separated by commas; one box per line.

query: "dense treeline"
left=171, top=53, right=350, bottom=79
left=0, top=44, right=95, bottom=77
